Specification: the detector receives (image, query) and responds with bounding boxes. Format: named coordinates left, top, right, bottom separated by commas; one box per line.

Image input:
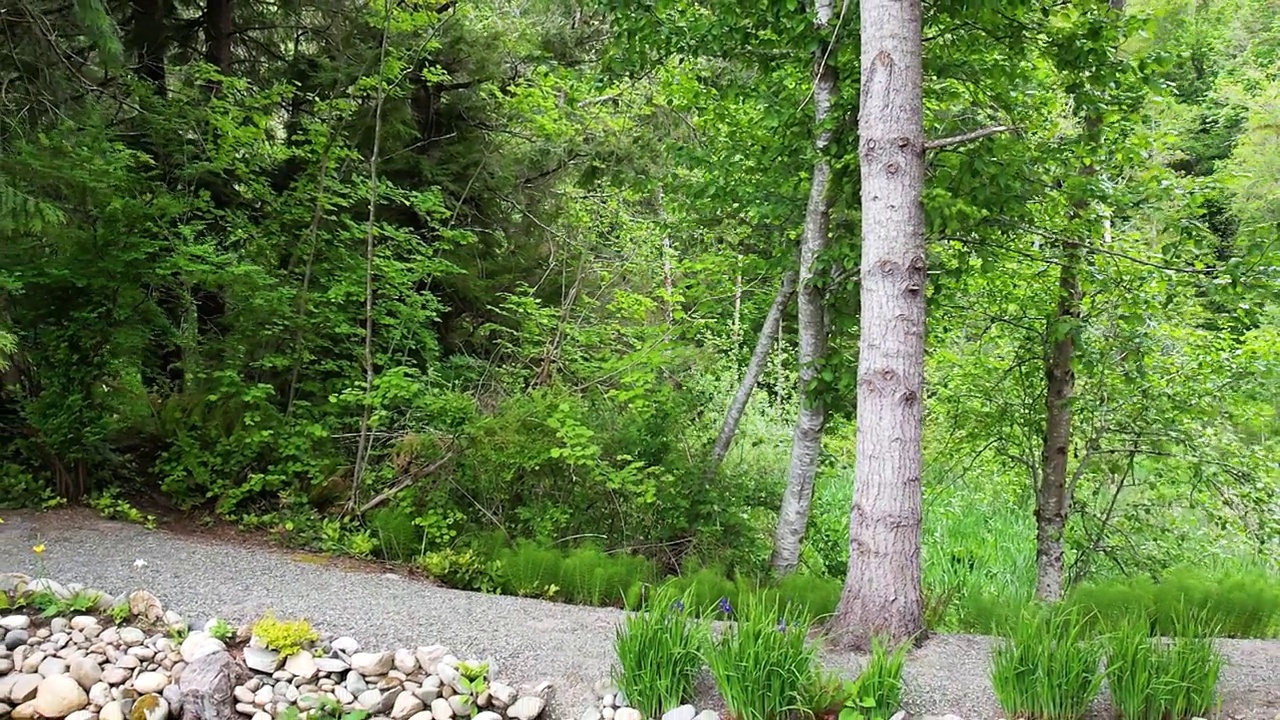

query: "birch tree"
left=830, top=0, right=926, bottom=647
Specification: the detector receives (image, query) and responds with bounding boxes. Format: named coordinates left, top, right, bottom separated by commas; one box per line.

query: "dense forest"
left=1, top=0, right=1276, bottom=641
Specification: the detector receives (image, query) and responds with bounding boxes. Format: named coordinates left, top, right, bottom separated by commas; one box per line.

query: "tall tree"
left=830, top=0, right=926, bottom=647
left=771, top=0, right=840, bottom=575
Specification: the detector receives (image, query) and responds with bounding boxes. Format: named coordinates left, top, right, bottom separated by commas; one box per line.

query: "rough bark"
left=1036, top=238, right=1081, bottom=602
left=711, top=269, right=798, bottom=466
left=769, top=0, right=839, bottom=576
left=831, top=0, right=926, bottom=649
left=204, top=0, right=234, bottom=76
left=128, top=0, right=168, bottom=94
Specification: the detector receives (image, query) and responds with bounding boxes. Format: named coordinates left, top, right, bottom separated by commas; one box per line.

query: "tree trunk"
left=711, top=268, right=798, bottom=466
left=204, top=0, right=234, bottom=76
left=830, top=0, right=926, bottom=649
left=128, top=0, right=168, bottom=94
left=1036, top=238, right=1081, bottom=601
left=769, top=0, right=839, bottom=576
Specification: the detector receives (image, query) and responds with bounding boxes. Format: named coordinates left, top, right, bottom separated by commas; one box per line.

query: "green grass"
left=1105, top=611, right=1224, bottom=720
left=612, top=583, right=707, bottom=718
left=839, top=637, right=910, bottom=720
left=990, top=604, right=1107, bottom=720
left=705, top=592, right=823, bottom=720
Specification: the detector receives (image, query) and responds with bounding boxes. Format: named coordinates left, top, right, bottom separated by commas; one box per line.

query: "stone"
left=296, top=694, right=323, bottom=712
left=101, top=701, right=126, bottom=720
left=234, top=687, right=254, bottom=705
left=391, top=693, right=425, bottom=719
left=4, top=631, right=28, bottom=652
left=330, top=638, right=360, bottom=656
left=253, top=687, right=271, bottom=707
left=601, top=695, right=614, bottom=709
left=10, top=702, right=36, bottom=720
left=178, top=651, right=245, bottom=720
left=579, top=712, right=602, bottom=720
left=357, top=690, right=384, bottom=712
left=34, top=675, right=90, bottom=718
left=129, top=694, right=169, bottom=720
left=119, top=629, right=147, bottom=648
left=0, top=659, right=12, bottom=675
left=613, top=710, right=640, bottom=720
left=447, top=695, right=473, bottom=717
left=251, top=714, right=270, bottom=720
left=70, top=657, right=102, bottom=690
left=235, top=704, right=256, bottom=717
left=429, top=698, right=452, bottom=720
left=333, top=688, right=355, bottom=705
left=117, top=656, right=141, bottom=671
left=407, top=712, right=434, bottom=720
left=590, top=681, right=616, bottom=700
left=127, top=592, right=166, bottom=626
left=661, top=706, right=696, bottom=720
left=486, top=684, right=515, bottom=710
left=314, top=658, right=349, bottom=674
left=350, top=652, right=393, bottom=677
left=50, top=618, right=69, bottom=634
left=133, top=672, right=170, bottom=695
left=0, top=617, right=30, bottom=632
left=8, top=675, right=42, bottom=704
left=345, top=672, right=368, bottom=695
left=242, top=648, right=281, bottom=675
left=0, top=574, right=32, bottom=595
left=394, top=650, right=418, bottom=676
left=414, top=686, right=439, bottom=705
left=890, top=713, right=910, bottom=720
left=180, top=634, right=226, bottom=664
left=29, top=579, right=72, bottom=600
left=695, top=712, right=718, bottom=720
left=505, top=697, right=543, bottom=720
left=414, top=647, right=447, bottom=676
left=601, top=709, right=613, bottom=720
left=473, top=714, right=501, bottom=720
left=70, top=616, right=98, bottom=632
left=38, top=657, right=69, bottom=677
left=613, top=690, right=626, bottom=709
left=435, top=666, right=460, bottom=693
left=162, top=684, right=183, bottom=717
left=89, top=681, right=112, bottom=707
left=66, top=710, right=95, bottom=720
left=103, top=667, right=134, bottom=686
left=283, top=651, right=318, bottom=681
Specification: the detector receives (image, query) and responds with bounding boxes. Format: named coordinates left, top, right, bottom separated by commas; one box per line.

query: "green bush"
left=836, top=637, right=910, bottom=720
left=367, top=507, right=423, bottom=563
left=990, top=604, right=1106, bottom=720
left=705, top=593, right=822, bottom=720
left=1105, top=612, right=1223, bottom=720
left=612, top=584, right=707, bottom=718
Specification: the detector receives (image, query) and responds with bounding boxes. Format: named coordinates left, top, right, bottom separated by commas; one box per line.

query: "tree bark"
left=711, top=268, right=797, bottom=466
left=204, top=0, right=234, bottom=76
left=830, top=0, right=926, bottom=649
left=769, top=0, right=839, bottom=576
left=128, top=0, right=168, bottom=94
left=1036, top=237, right=1080, bottom=602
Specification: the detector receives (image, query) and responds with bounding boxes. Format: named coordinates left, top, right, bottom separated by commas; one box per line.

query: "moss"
left=128, top=694, right=165, bottom=720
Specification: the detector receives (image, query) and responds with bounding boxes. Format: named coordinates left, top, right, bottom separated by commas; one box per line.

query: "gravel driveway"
left=2, top=508, right=1277, bottom=719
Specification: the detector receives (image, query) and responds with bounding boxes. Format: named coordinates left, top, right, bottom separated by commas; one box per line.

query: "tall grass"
left=612, top=584, right=706, bottom=718
left=990, top=604, right=1107, bottom=720
left=1105, top=611, right=1224, bottom=720
left=705, top=593, right=822, bottom=720
left=842, top=637, right=910, bottom=720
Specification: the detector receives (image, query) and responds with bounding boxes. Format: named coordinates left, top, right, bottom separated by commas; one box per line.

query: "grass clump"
left=990, top=604, right=1106, bottom=720
left=1105, top=611, right=1223, bottom=720
left=252, top=610, right=319, bottom=657
left=705, top=593, right=822, bottom=720
left=612, top=583, right=706, bottom=718
left=836, top=637, right=910, bottom=720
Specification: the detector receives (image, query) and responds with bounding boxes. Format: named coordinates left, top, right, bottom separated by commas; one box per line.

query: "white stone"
left=447, top=694, right=472, bottom=717
left=100, top=700, right=125, bottom=720
left=8, top=675, right=42, bottom=704
left=115, top=655, right=140, bottom=671
left=314, top=657, right=349, bottom=674
left=475, top=714, right=502, bottom=720
left=436, top=665, right=461, bottom=693
left=695, top=712, right=718, bottom=720
left=613, top=710, right=640, bottom=720
left=34, top=675, right=89, bottom=718
left=38, top=657, right=68, bottom=677
left=331, top=638, right=360, bottom=655
left=284, top=650, right=318, bottom=681
left=391, top=693, right=425, bottom=719
left=101, top=666, right=132, bottom=686
left=254, top=686, right=272, bottom=707
left=506, top=697, right=544, bottom=720
left=133, top=671, right=169, bottom=695
left=357, top=690, right=383, bottom=711
left=486, top=683, right=515, bottom=709
left=0, top=617, right=31, bottom=632
left=602, top=709, right=614, bottom=720
left=579, top=712, right=602, bottom=720
left=69, top=617, right=98, bottom=632
left=350, top=652, right=393, bottom=677
left=69, top=657, right=102, bottom=690
left=179, top=633, right=225, bottom=663
left=243, top=648, right=281, bottom=674
left=89, top=681, right=112, bottom=707
left=414, top=647, right=447, bottom=675
left=661, top=706, right=696, bottom=720
left=66, top=710, right=95, bottom=720
left=118, top=629, right=146, bottom=648
left=29, top=579, right=72, bottom=600
left=430, top=697, right=453, bottom=720
left=394, top=649, right=418, bottom=676
left=132, top=694, right=169, bottom=720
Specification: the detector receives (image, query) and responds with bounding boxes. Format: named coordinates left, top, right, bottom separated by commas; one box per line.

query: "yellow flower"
left=32, top=543, right=45, bottom=554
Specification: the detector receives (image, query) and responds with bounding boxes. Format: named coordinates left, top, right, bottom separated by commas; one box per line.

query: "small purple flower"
left=718, top=596, right=734, bottom=616
left=777, top=618, right=787, bottom=633
left=671, top=598, right=685, bottom=613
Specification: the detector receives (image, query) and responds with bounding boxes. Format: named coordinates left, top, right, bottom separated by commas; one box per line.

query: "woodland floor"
left=1, top=508, right=1277, bottom=720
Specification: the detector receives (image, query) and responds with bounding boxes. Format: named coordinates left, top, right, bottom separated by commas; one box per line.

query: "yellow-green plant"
left=252, top=611, right=319, bottom=657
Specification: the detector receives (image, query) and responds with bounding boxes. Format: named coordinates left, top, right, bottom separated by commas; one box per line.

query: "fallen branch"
left=925, top=125, right=1014, bottom=150
left=357, top=450, right=457, bottom=515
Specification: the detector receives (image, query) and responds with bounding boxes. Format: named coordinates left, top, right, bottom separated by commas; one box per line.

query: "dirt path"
left=2, top=508, right=1277, bottom=719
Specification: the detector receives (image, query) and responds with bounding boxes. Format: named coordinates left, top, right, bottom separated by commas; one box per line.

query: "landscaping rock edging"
left=0, top=573, right=551, bottom=720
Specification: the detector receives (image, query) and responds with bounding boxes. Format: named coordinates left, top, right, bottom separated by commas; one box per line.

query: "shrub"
left=705, top=593, right=822, bottom=720
left=612, top=584, right=706, bottom=718
left=251, top=611, right=319, bottom=657
left=558, top=546, right=658, bottom=607
left=366, top=507, right=422, bottom=563
left=990, top=604, right=1106, bottom=720
left=838, top=637, right=910, bottom=720
left=1105, top=612, right=1223, bottom=720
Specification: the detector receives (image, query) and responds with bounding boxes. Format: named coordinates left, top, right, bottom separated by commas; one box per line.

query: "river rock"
left=133, top=672, right=169, bottom=695
left=283, top=650, right=317, bottom=681
left=506, top=696, right=543, bottom=720
left=119, top=629, right=147, bottom=648
left=177, top=651, right=243, bottom=720
left=103, top=666, right=134, bottom=685
left=243, top=648, right=281, bottom=675
left=179, top=633, right=225, bottom=664
left=37, top=658, right=68, bottom=678
left=486, top=683, right=515, bottom=710
left=0, top=617, right=30, bottom=632
left=129, top=693, right=168, bottom=720
left=351, top=652, right=393, bottom=677
left=314, top=657, right=349, bottom=674
left=661, top=706, right=696, bottom=720
left=69, top=658, right=102, bottom=690
left=101, top=701, right=125, bottom=720
left=430, top=698, right=452, bottom=720
left=7, top=675, right=42, bottom=704
left=613, top=710, right=641, bottom=720
left=34, top=675, right=89, bottom=718
left=4, top=631, right=28, bottom=651
left=391, top=693, right=425, bottom=719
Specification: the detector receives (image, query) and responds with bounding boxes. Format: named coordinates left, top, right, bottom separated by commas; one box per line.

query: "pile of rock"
left=580, top=681, right=716, bottom=720
left=0, top=574, right=551, bottom=720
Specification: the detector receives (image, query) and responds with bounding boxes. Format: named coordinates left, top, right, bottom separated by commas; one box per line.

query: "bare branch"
left=925, top=125, right=1015, bottom=150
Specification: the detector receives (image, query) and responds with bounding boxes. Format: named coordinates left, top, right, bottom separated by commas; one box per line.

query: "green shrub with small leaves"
left=251, top=611, right=319, bottom=657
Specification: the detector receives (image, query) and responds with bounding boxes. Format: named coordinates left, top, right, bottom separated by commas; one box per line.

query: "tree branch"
left=925, top=125, right=1015, bottom=150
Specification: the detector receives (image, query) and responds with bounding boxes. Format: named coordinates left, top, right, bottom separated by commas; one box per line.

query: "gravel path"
left=2, top=509, right=1277, bottom=719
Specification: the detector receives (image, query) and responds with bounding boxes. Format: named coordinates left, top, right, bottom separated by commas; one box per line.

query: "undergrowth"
left=612, top=584, right=706, bottom=718
left=1105, top=611, right=1223, bottom=720
left=990, top=604, right=1107, bottom=720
